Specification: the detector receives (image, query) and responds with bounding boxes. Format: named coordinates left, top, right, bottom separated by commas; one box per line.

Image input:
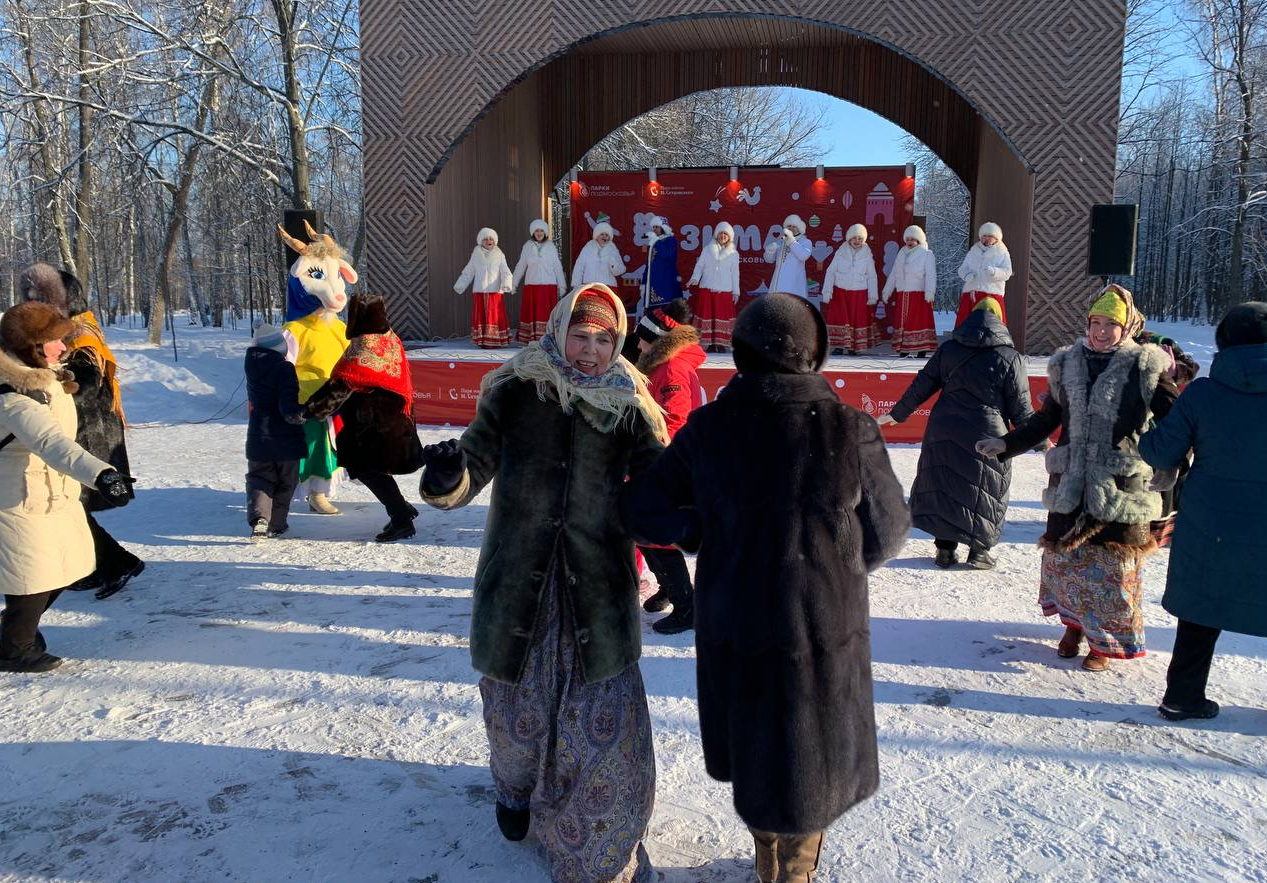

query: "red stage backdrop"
left=569, top=167, right=915, bottom=309
left=409, top=359, right=1048, bottom=444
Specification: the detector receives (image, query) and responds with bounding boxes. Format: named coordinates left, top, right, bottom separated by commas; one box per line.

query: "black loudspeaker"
left=281, top=208, right=324, bottom=263
left=1087, top=204, right=1138, bottom=277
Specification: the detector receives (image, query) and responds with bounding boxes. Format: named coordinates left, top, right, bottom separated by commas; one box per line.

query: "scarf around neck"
left=480, top=284, right=669, bottom=443
left=68, top=310, right=124, bottom=420
left=331, top=330, right=414, bottom=415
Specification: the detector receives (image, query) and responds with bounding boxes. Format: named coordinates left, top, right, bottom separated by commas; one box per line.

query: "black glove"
left=95, top=469, right=132, bottom=508
left=421, top=439, right=466, bottom=494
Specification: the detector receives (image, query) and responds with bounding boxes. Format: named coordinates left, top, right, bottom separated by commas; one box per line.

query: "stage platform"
left=404, top=338, right=1050, bottom=444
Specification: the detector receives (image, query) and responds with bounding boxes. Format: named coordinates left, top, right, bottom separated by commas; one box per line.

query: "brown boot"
left=750, top=829, right=778, bottom=883
left=1081, top=651, right=1110, bottom=672
left=776, top=830, right=824, bottom=882
left=1057, top=626, right=1084, bottom=658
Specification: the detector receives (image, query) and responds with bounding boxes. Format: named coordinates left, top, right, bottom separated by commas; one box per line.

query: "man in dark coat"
left=244, top=325, right=306, bottom=538
left=1140, top=301, right=1267, bottom=721
left=305, top=293, right=424, bottom=542
left=20, top=263, right=143, bottom=599
left=878, top=298, right=1034, bottom=569
left=622, top=293, right=910, bottom=883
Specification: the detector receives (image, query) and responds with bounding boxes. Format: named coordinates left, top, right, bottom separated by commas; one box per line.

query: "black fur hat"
left=346, top=293, right=392, bottom=337
left=19, top=262, right=88, bottom=317
left=732, top=292, right=827, bottom=374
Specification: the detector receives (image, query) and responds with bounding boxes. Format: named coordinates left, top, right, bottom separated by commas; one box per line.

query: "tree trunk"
left=270, top=0, right=311, bottom=209
left=72, top=0, right=93, bottom=294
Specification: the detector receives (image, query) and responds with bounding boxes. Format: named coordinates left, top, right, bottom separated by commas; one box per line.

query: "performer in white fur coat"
left=512, top=219, right=567, bottom=343
left=883, top=225, right=939, bottom=356
left=572, top=222, right=624, bottom=289
left=821, top=223, right=879, bottom=354
left=763, top=214, right=812, bottom=299
left=956, top=221, right=1012, bottom=327
left=687, top=221, right=741, bottom=350
left=455, top=227, right=513, bottom=348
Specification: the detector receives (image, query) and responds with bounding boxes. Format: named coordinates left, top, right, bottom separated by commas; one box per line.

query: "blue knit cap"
left=253, top=323, right=287, bottom=353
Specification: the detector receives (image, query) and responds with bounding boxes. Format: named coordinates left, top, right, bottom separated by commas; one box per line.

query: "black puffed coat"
left=66, top=348, right=133, bottom=511
left=621, top=370, right=910, bottom=835
left=244, top=348, right=306, bottom=462
left=888, top=310, right=1034, bottom=549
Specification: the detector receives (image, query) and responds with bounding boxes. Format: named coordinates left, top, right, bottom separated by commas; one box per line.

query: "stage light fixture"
left=815, top=164, right=825, bottom=179
left=649, top=166, right=658, bottom=183
left=905, top=162, right=916, bottom=178
left=729, top=166, right=738, bottom=181
left=569, top=168, right=578, bottom=184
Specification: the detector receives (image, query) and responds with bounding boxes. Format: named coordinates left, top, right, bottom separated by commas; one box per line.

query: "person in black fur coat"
left=305, top=293, right=424, bottom=542
left=20, top=263, right=142, bottom=599
left=621, top=292, right=910, bottom=883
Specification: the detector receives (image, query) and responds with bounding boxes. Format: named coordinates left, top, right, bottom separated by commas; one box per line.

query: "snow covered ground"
left=1, top=320, right=1263, bottom=883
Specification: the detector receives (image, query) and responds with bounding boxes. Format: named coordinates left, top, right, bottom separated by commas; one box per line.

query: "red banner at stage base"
left=410, top=359, right=1049, bottom=444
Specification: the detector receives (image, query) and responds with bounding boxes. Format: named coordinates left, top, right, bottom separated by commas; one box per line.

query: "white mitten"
left=782, top=229, right=795, bottom=243
left=925, top=292, right=935, bottom=304
left=876, top=414, right=897, bottom=427
left=867, top=294, right=878, bottom=306
left=821, top=291, right=832, bottom=304
left=732, top=293, right=740, bottom=304
left=975, top=438, right=1006, bottom=457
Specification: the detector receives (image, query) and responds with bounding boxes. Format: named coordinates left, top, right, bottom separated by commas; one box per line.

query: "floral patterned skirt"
left=479, top=573, right=655, bottom=883
left=1039, top=544, right=1147, bottom=658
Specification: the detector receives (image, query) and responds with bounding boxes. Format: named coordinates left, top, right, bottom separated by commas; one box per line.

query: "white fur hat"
left=903, top=225, right=927, bottom=247
left=714, top=221, right=735, bottom=240
left=978, top=221, right=1003, bottom=242
left=846, top=223, right=868, bottom=242
left=592, top=222, right=614, bottom=241
left=783, top=214, right=805, bottom=232
left=476, top=227, right=498, bottom=247
left=652, top=215, right=673, bottom=235
left=529, top=219, right=549, bottom=237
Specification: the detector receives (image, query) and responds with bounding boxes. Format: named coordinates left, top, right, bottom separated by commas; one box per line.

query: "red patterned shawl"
left=330, top=331, right=414, bottom=415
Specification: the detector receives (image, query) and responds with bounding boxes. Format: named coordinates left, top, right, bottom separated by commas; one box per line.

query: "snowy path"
left=0, top=325, right=1263, bottom=883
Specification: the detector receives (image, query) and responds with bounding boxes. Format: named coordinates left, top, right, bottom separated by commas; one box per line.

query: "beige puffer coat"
left=0, top=348, right=111, bottom=596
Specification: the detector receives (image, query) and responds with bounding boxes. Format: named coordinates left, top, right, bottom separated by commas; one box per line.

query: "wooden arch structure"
left=361, top=4, right=1126, bottom=352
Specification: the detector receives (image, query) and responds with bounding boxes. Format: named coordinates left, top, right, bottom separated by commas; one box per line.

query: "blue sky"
left=783, top=87, right=919, bottom=167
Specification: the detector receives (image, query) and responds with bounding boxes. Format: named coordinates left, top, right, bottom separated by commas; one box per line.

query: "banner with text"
left=569, top=167, right=915, bottom=309
left=410, top=359, right=1049, bottom=444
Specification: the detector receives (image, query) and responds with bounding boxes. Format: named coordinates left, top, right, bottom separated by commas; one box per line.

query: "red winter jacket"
left=637, top=324, right=705, bottom=438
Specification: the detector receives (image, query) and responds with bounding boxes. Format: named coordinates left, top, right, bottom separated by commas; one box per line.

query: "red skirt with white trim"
left=889, top=291, right=938, bottom=354
left=955, top=291, right=1007, bottom=327
left=692, top=288, right=736, bottom=349
left=472, top=292, right=510, bottom=348
left=517, top=284, right=557, bottom=343
left=823, top=289, right=877, bottom=352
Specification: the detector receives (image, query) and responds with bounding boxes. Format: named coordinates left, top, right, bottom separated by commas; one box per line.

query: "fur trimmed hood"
left=637, top=324, right=703, bottom=375
left=0, top=346, right=60, bottom=395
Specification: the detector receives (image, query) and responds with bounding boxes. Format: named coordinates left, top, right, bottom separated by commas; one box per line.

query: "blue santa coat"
left=646, top=235, right=683, bottom=306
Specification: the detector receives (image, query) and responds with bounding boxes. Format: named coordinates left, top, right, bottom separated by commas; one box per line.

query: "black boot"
left=1158, top=699, right=1220, bottom=721
left=0, top=649, right=63, bottom=673
left=934, top=548, right=958, bottom=568
left=966, top=548, right=997, bottom=570
left=375, top=520, right=417, bottom=543
left=66, top=572, right=103, bottom=592
left=642, top=590, right=671, bottom=613
left=495, top=802, right=530, bottom=841
left=96, top=560, right=145, bottom=600
left=652, top=605, right=694, bottom=635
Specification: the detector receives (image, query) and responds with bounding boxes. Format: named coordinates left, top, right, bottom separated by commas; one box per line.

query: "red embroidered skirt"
left=692, top=288, right=736, bottom=348
left=517, top=284, right=557, bottom=343
left=472, top=292, right=510, bottom=348
left=823, top=289, right=876, bottom=352
left=889, top=291, right=938, bottom=354
left=955, top=291, right=1007, bottom=327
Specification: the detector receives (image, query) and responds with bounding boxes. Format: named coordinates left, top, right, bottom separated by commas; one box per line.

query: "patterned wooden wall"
left=361, top=1, right=1126, bottom=352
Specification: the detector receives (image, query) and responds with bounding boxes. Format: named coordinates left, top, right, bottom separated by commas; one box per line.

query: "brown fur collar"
left=0, top=348, right=77, bottom=395
left=637, top=324, right=700, bottom=374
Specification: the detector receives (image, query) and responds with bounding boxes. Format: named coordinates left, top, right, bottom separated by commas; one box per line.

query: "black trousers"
left=1163, top=619, right=1222, bottom=707
left=86, top=511, right=142, bottom=580
left=1, top=590, right=63, bottom=659
left=935, top=538, right=989, bottom=554
left=357, top=472, right=414, bottom=523
left=639, top=547, right=693, bottom=608
left=245, top=459, right=301, bottom=530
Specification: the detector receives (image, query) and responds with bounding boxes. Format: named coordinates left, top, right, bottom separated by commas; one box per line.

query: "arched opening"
left=362, top=7, right=1125, bottom=352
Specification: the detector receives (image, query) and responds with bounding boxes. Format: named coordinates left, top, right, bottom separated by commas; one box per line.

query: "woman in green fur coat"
left=420, top=284, right=668, bottom=883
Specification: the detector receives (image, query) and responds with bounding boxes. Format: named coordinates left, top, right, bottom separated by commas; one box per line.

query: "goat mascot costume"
left=277, top=221, right=356, bottom=515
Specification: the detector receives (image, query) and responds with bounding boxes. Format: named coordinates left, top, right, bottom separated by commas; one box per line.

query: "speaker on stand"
left=1087, top=204, right=1139, bottom=284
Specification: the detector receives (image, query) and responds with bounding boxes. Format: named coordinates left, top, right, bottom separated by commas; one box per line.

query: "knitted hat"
left=846, top=223, right=868, bottom=242
left=1215, top=301, right=1267, bottom=350
left=1, top=301, right=77, bottom=369
left=972, top=297, right=1003, bottom=320
left=978, top=222, right=1003, bottom=242
left=568, top=289, right=619, bottom=337
left=252, top=323, right=288, bottom=354
left=636, top=307, right=681, bottom=344
left=732, top=292, right=827, bottom=374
